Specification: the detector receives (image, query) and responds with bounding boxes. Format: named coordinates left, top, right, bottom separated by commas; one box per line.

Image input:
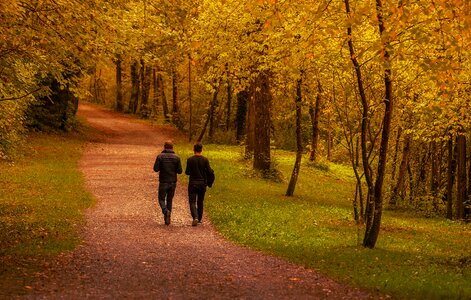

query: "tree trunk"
left=353, top=183, right=361, bottom=224
left=344, top=0, right=375, bottom=244
left=140, top=62, right=152, bottom=118
left=327, top=112, right=332, bottom=161
left=430, top=141, right=441, bottom=211
left=159, top=73, right=169, bottom=121
left=309, top=81, right=322, bottom=162
left=208, top=85, right=219, bottom=141
left=389, top=135, right=410, bottom=206
left=245, top=86, right=255, bottom=159
left=152, top=67, right=159, bottom=118
left=115, top=56, right=124, bottom=112
left=430, top=141, right=439, bottom=196
left=129, top=61, right=140, bottom=114
left=412, top=149, right=428, bottom=200
left=456, top=134, right=467, bottom=220
left=139, top=60, right=145, bottom=113
left=171, top=68, right=180, bottom=127
left=391, top=127, right=402, bottom=180
left=236, top=90, right=249, bottom=143
left=188, top=55, right=193, bottom=141
left=446, top=137, right=456, bottom=219
left=468, top=135, right=471, bottom=220
left=363, top=0, right=393, bottom=249
left=356, top=137, right=364, bottom=221
left=197, top=88, right=219, bottom=143
left=214, top=96, right=225, bottom=133
left=286, top=77, right=303, bottom=196
left=225, top=65, right=232, bottom=131
left=253, top=71, right=272, bottom=172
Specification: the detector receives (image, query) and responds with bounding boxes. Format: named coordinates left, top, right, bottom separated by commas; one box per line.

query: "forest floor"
left=16, top=103, right=375, bottom=299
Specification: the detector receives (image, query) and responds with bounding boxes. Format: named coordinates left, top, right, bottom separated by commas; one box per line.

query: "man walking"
left=185, top=142, right=213, bottom=226
left=153, top=141, right=182, bottom=225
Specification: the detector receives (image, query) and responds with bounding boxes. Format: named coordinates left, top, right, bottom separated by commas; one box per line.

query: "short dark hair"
left=164, top=141, right=174, bottom=149
left=193, top=142, right=203, bottom=153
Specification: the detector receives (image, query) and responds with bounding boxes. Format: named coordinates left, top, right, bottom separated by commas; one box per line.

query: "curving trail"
left=24, top=103, right=373, bottom=299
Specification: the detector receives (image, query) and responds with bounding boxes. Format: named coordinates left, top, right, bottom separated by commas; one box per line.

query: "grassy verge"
left=0, top=129, right=94, bottom=294
left=190, top=143, right=471, bottom=300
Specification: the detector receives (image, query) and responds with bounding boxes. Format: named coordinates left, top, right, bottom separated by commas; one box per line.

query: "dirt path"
left=24, top=103, right=373, bottom=299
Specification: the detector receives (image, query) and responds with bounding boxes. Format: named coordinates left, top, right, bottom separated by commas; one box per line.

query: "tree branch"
left=0, top=88, right=42, bottom=102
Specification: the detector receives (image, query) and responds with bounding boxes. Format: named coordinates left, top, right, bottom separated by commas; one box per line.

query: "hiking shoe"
left=192, top=219, right=198, bottom=226
left=165, top=210, right=171, bottom=225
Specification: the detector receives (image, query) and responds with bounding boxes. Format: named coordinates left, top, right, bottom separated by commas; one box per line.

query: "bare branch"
left=0, top=88, right=42, bottom=102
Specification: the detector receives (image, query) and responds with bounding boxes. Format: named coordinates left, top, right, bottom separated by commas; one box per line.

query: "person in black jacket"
left=153, top=141, right=182, bottom=225
left=185, top=142, right=213, bottom=226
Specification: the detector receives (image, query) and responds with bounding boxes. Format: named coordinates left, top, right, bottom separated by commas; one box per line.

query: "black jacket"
left=185, top=155, right=212, bottom=185
left=153, top=149, right=182, bottom=183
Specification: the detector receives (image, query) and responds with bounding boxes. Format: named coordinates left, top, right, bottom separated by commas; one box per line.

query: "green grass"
left=2, top=115, right=470, bottom=299
left=192, top=143, right=471, bottom=300
left=0, top=130, right=94, bottom=292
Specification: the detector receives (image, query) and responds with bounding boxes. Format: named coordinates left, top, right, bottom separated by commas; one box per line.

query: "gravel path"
left=22, top=103, right=374, bottom=299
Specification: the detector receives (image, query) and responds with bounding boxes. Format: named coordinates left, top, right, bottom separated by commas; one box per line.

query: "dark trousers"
left=158, top=182, right=176, bottom=215
left=188, top=183, right=206, bottom=221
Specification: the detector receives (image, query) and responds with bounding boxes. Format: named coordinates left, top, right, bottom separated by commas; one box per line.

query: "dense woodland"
left=1, top=0, right=470, bottom=248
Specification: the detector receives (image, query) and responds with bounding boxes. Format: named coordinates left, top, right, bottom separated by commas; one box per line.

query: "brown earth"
left=17, top=103, right=376, bottom=299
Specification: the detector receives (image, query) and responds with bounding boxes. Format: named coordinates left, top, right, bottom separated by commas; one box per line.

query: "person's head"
left=164, top=141, right=174, bottom=150
left=193, top=142, right=203, bottom=154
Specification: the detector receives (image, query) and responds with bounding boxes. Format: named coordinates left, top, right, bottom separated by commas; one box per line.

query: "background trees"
left=0, top=0, right=102, bottom=156
left=1, top=0, right=470, bottom=247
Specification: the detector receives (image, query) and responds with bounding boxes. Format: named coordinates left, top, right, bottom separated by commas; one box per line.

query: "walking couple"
left=153, top=141, right=214, bottom=226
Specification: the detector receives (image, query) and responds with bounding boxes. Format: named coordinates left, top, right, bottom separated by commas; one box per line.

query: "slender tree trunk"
left=356, top=137, right=364, bottom=221
left=430, top=141, right=440, bottom=211
left=345, top=0, right=374, bottom=241
left=446, top=137, right=456, bottom=219
left=430, top=141, right=439, bottom=196
left=225, top=65, right=232, bottom=131
left=351, top=137, right=365, bottom=224
left=115, top=56, right=124, bottom=112
left=413, top=149, right=428, bottom=199
left=390, top=135, right=410, bottom=206
left=139, top=60, right=145, bottom=113
left=214, top=97, right=225, bottom=132
left=327, top=112, right=332, bottom=161
left=253, top=71, right=272, bottom=172
left=245, top=87, right=255, bottom=159
left=159, top=74, right=169, bottom=121
left=309, top=81, right=322, bottom=162
left=286, top=77, right=303, bottom=196
left=391, top=127, right=402, bottom=180
left=188, top=55, right=193, bottom=141
left=92, top=69, right=104, bottom=104
left=354, top=183, right=360, bottom=224
left=93, top=70, right=98, bottom=103
left=129, top=61, right=140, bottom=113
left=236, top=90, right=249, bottom=143
left=363, top=0, right=394, bottom=248
left=140, top=62, right=152, bottom=118
left=468, top=136, right=471, bottom=220
left=408, top=162, right=414, bottom=202
left=171, top=68, right=180, bottom=126
left=208, top=85, right=219, bottom=141
left=152, top=67, right=159, bottom=118
left=456, top=134, right=467, bottom=220
left=197, top=88, right=219, bottom=143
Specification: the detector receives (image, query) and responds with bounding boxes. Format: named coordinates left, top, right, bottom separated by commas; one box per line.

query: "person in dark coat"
left=185, top=142, right=213, bottom=226
left=153, top=141, right=182, bottom=225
